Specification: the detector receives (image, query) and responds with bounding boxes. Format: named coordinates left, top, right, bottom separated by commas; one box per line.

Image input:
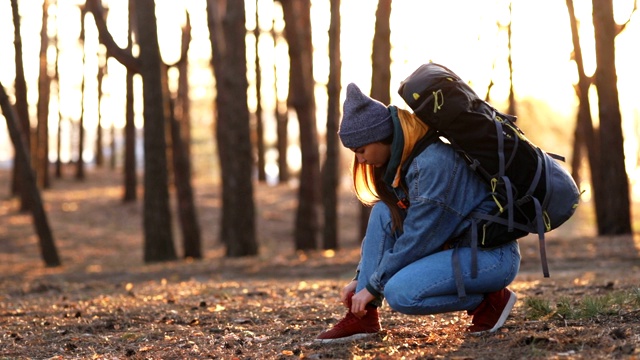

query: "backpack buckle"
left=397, top=198, right=409, bottom=209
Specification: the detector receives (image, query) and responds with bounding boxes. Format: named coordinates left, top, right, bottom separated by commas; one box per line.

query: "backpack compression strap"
left=468, top=148, right=551, bottom=278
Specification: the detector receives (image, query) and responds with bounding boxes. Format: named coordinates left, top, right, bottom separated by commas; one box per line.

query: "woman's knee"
left=367, top=202, right=393, bottom=231
left=383, top=280, right=416, bottom=315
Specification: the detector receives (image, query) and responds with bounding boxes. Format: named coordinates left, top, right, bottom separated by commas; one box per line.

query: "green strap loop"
left=433, top=89, right=444, bottom=113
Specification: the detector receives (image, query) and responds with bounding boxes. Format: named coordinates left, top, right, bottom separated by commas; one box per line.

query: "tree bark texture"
left=36, top=0, right=51, bottom=189
left=170, top=98, right=202, bottom=259
left=134, top=0, right=177, bottom=262
left=10, top=0, right=32, bottom=211
left=1, top=82, right=61, bottom=267
left=565, top=0, right=604, bottom=230
left=123, top=0, right=137, bottom=202
left=360, top=0, right=392, bottom=241
left=95, top=61, right=106, bottom=167
left=207, top=0, right=258, bottom=257
left=591, top=0, right=632, bottom=234
left=76, top=9, right=87, bottom=180
left=254, top=1, right=266, bottom=182
left=321, top=0, right=341, bottom=250
left=280, top=0, right=320, bottom=251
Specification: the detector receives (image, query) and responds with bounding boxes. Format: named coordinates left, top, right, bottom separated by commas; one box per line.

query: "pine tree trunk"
left=207, top=0, right=258, bottom=257
left=280, top=0, right=320, bottom=251
left=322, top=0, right=342, bottom=250
left=565, top=0, right=603, bottom=230
left=591, top=0, right=632, bottom=234
left=36, top=0, right=51, bottom=189
left=135, top=0, right=177, bottom=262
left=360, top=0, right=392, bottom=242
left=1, top=83, right=61, bottom=267
left=123, top=0, right=137, bottom=202
left=10, top=0, right=32, bottom=212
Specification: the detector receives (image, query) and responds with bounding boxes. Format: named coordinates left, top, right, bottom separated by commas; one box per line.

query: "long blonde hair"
left=351, top=136, right=406, bottom=232
left=350, top=108, right=426, bottom=232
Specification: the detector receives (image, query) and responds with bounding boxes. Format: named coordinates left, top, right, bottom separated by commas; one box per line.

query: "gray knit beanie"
left=338, top=83, right=393, bottom=149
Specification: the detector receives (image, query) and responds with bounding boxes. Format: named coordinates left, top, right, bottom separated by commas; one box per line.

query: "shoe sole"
left=470, top=290, right=517, bottom=335
left=314, top=332, right=378, bottom=344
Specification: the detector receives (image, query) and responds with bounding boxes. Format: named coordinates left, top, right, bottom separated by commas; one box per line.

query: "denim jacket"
left=365, top=138, right=498, bottom=297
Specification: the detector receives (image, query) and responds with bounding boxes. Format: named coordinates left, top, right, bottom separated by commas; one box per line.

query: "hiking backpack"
left=397, top=62, right=581, bottom=291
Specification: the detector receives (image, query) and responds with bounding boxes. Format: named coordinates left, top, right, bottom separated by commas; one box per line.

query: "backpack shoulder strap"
left=393, top=129, right=440, bottom=209
left=400, top=129, right=440, bottom=175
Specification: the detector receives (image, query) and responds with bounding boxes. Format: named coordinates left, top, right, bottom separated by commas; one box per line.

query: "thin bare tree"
left=280, top=0, right=321, bottom=250
left=272, top=3, right=289, bottom=183
left=36, top=0, right=52, bottom=188
left=206, top=0, right=258, bottom=256
left=254, top=0, right=266, bottom=182
left=123, top=0, right=137, bottom=202
left=9, top=0, right=32, bottom=212
left=87, top=0, right=177, bottom=262
left=321, top=0, right=341, bottom=250
left=1, top=82, right=61, bottom=267
left=76, top=6, right=88, bottom=180
left=163, top=14, right=202, bottom=260
left=590, top=0, right=635, bottom=234
left=360, top=0, right=392, bottom=241
left=506, top=2, right=516, bottom=116
left=95, top=51, right=107, bottom=168
left=565, top=0, right=601, bottom=223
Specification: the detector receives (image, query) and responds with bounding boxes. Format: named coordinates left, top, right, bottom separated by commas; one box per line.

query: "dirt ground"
left=1, top=166, right=639, bottom=359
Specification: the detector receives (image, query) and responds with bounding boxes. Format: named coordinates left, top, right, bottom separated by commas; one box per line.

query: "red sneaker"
left=467, top=288, right=517, bottom=334
left=315, top=293, right=381, bottom=343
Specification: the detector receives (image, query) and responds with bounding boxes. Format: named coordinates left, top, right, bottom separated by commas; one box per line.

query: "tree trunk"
left=207, top=0, right=258, bottom=257
left=275, top=105, right=289, bottom=182
left=123, top=66, right=137, bottom=202
left=591, top=0, right=632, bottom=234
left=10, top=0, right=31, bottom=211
left=565, top=0, right=603, bottom=228
left=321, top=0, right=341, bottom=250
left=123, top=0, right=137, bottom=202
left=87, top=0, right=176, bottom=260
left=1, top=82, right=61, bottom=267
left=370, top=0, right=392, bottom=102
left=168, top=16, right=201, bottom=259
left=95, top=59, right=106, bottom=167
left=135, top=0, right=177, bottom=262
left=507, top=2, right=516, bottom=116
left=53, top=18, right=63, bottom=179
left=254, top=1, right=266, bottom=182
left=168, top=90, right=202, bottom=259
left=76, top=8, right=87, bottom=181
left=36, top=0, right=52, bottom=189
left=162, top=52, right=202, bottom=259
left=110, top=118, right=116, bottom=169
left=271, top=7, right=289, bottom=183
left=360, top=0, right=392, bottom=241
left=176, top=18, right=191, bottom=161
left=280, top=0, right=320, bottom=251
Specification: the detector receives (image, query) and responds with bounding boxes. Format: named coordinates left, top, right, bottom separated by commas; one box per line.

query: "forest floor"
left=1, top=166, right=639, bottom=359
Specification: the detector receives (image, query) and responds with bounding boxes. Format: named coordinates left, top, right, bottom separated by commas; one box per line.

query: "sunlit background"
left=0, top=0, right=639, bottom=201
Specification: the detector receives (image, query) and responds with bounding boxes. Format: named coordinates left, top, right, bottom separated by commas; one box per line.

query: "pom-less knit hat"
left=338, top=83, right=393, bottom=149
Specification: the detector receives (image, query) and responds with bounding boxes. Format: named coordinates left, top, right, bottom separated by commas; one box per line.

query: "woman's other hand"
left=351, top=288, right=375, bottom=318
left=340, top=280, right=357, bottom=307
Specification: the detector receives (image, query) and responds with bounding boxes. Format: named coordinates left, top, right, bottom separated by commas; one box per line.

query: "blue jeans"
left=356, top=202, right=521, bottom=315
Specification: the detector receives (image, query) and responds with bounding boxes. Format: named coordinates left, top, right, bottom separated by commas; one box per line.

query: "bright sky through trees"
left=1, top=0, right=639, bottom=198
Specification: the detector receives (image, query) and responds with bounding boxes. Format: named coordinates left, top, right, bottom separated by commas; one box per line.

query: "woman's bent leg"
left=355, top=202, right=396, bottom=296
left=384, top=241, right=520, bottom=315
left=315, top=203, right=393, bottom=342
